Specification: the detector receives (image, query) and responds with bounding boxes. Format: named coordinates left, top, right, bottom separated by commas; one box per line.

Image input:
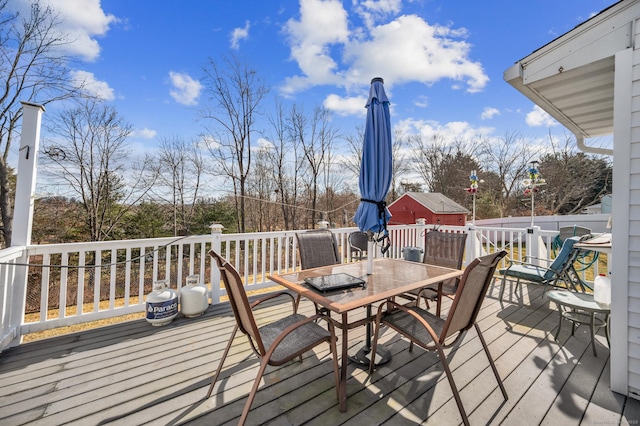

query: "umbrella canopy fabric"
left=353, top=77, right=393, bottom=238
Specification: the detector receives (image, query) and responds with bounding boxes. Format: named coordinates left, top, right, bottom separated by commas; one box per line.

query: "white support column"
left=12, top=101, right=45, bottom=247
left=610, top=47, right=633, bottom=395
left=8, top=102, right=44, bottom=348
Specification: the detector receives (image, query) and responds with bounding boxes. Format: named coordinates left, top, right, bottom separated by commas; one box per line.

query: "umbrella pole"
left=367, top=240, right=374, bottom=274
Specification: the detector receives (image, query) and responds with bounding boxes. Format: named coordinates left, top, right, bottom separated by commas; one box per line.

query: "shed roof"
left=389, top=192, right=469, bottom=214
left=503, top=0, right=637, bottom=145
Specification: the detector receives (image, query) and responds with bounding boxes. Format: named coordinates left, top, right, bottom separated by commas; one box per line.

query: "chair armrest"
left=376, top=299, right=440, bottom=344
left=250, top=291, right=296, bottom=313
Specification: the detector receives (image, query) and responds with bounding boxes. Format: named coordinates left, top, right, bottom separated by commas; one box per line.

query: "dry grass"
left=21, top=283, right=286, bottom=343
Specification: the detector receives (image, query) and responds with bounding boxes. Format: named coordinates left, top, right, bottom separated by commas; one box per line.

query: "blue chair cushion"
left=498, top=264, right=549, bottom=283
left=542, top=237, right=579, bottom=280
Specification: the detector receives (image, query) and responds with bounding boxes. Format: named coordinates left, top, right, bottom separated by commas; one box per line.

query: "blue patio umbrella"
left=353, top=77, right=393, bottom=251
left=351, top=77, right=393, bottom=368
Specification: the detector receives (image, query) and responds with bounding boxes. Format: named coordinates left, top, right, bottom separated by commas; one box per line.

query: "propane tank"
left=180, top=274, right=209, bottom=318
left=145, top=279, right=178, bottom=326
left=594, top=273, right=611, bottom=309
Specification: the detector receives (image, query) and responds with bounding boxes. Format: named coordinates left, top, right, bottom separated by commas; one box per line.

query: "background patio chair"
left=403, top=230, right=468, bottom=317
left=348, top=230, right=369, bottom=260
left=368, top=250, right=508, bottom=426
left=296, top=229, right=340, bottom=269
left=295, top=229, right=342, bottom=313
left=497, top=236, right=587, bottom=299
left=207, top=250, right=340, bottom=425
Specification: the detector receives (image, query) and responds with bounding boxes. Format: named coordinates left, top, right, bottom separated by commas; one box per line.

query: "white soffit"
left=504, top=0, right=640, bottom=138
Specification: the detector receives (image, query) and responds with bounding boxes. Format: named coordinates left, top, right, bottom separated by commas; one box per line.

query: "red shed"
left=387, top=192, right=469, bottom=226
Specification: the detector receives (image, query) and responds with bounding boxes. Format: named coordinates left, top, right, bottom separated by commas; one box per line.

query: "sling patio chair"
left=368, top=251, right=508, bottom=426
left=402, top=230, right=468, bottom=317
left=348, top=230, right=369, bottom=260
left=497, top=235, right=587, bottom=300
left=296, top=229, right=342, bottom=313
left=206, top=250, right=340, bottom=426
left=296, top=229, right=341, bottom=269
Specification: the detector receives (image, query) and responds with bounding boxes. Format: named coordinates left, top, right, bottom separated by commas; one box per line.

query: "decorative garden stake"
left=465, top=170, right=481, bottom=224
left=523, top=161, right=546, bottom=226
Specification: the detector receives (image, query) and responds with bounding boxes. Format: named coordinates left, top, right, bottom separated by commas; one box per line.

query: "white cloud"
left=256, top=137, right=274, bottom=150
left=281, top=0, right=350, bottom=95
left=323, top=94, right=367, bottom=116
left=168, top=71, right=202, bottom=106
left=397, top=117, right=494, bottom=143
left=281, top=3, right=488, bottom=97
left=132, top=128, right=157, bottom=139
left=526, top=105, right=558, bottom=127
left=230, top=20, right=250, bottom=50
left=414, top=95, right=428, bottom=108
left=70, top=70, right=115, bottom=100
left=354, top=0, right=402, bottom=28
left=481, top=107, right=500, bottom=120
left=11, top=0, right=118, bottom=61
left=344, top=15, right=487, bottom=92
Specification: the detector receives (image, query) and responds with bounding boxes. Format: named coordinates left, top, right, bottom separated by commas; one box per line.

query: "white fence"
left=0, top=223, right=607, bottom=351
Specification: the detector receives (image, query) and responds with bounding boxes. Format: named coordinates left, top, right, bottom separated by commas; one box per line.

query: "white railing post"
left=465, top=225, right=477, bottom=267
left=209, top=224, right=224, bottom=304
left=1, top=248, right=25, bottom=350
left=527, top=226, right=542, bottom=266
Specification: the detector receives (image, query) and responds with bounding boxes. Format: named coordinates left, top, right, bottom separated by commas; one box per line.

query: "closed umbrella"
left=351, top=77, right=393, bottom=367
left=353, top=77, right=393, bottom=273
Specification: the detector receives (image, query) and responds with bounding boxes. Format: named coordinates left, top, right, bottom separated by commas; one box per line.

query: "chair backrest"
left=209, top=250, right=266, bottom=355
left=543, top=236, right=580, bottom=280
left=296, top=229, right=341, bottom=269
left=349, top=231, right=369, bottom=259
left=441, top=250, right=507, bottom=341
left=423, top=230, right=468, bottom=270
left=559, top=225, right=591, bottom=243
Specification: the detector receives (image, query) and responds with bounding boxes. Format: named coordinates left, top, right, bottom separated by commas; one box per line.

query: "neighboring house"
left=387, top=192, right=469, bottom=226
left=504, top=0, right=639, bottom=399
left=583, top=194, right=613, bottom=214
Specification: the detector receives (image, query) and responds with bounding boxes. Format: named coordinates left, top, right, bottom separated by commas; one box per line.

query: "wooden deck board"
left=1, top=282, right=639, bottom=425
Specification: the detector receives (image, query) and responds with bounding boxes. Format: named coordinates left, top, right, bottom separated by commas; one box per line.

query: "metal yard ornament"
left=523, top=161, right=546, bottom=226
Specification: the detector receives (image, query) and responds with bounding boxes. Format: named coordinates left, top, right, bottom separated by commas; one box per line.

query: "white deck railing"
left=0, top=223, right=607, bottom=350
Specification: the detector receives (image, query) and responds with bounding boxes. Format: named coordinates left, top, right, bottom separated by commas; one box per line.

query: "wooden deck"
left=1, top=280, right=639, bottom=425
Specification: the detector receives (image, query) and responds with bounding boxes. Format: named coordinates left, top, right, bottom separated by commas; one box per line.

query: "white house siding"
left=625, top=21, right=640, bottom=397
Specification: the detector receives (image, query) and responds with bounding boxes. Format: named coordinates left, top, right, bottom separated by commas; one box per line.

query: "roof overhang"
left=504, top=0, right=640, bottom=152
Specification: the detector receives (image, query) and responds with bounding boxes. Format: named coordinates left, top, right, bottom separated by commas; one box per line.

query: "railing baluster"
left=59, top=252, right=68, bottom=319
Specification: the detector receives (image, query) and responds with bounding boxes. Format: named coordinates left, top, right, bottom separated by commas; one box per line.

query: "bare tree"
left=343, top=126, right=364, bottom=179
left=539, top=132, right=612, bottom=215
left=246, top=145, right=279, bottom=231
left=389, top=129, right=410, bottom=202
left=264, top=100, right=303, bottom=230
left=201, top=54, right=268, bottom=233
left=479, top=131, right=536, bottom=218
left=43, top=100, right=156, bottom=241
left=153, top=136, right=204, bottom=236
left=0, top=1, right=84, bottom=246
left=410, top=133, right=452, bottom=192
left=292, top=106, right=336, bottom=227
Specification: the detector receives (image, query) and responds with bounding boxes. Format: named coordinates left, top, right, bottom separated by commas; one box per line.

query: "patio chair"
left=368, top=251, right=508, bottom=426
left=497, top=236, right=586, bottom=299
left=348, top=231, right=369, bottom=260
left=403, top=230, right=468, bottom=317
left=206, top=250, right=340, bottom=425
left=296, top=229, right=340, bottom=269
left=295, top=229, right=342, bottom=314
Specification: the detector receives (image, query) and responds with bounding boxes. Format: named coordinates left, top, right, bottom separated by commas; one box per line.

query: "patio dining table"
left=268, top=258, right=463, bottom=412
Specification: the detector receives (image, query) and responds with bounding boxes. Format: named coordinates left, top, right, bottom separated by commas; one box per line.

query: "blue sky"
left=15, top=0, right=617, bottom=174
